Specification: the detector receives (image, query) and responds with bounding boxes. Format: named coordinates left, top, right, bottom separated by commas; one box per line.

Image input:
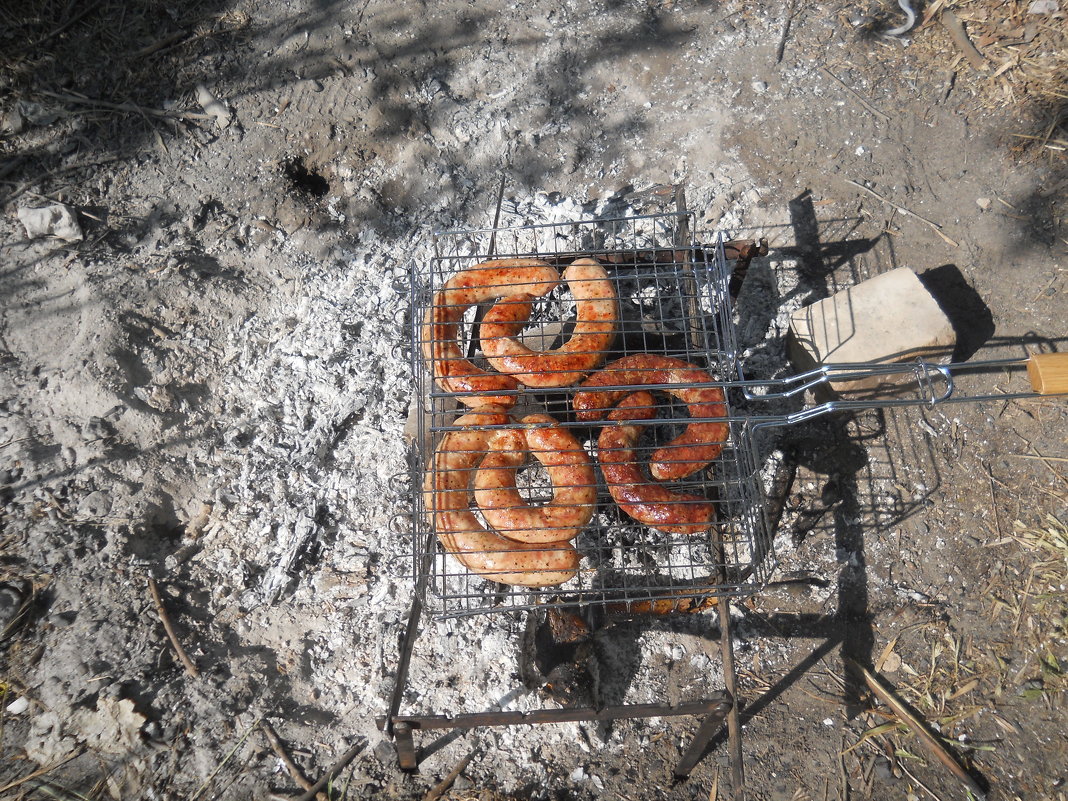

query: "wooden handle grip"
left=1027, top=353, right=1068, bottom=395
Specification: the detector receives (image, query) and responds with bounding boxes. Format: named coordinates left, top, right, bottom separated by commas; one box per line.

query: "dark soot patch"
left=283, top=157, right=330, bottom=198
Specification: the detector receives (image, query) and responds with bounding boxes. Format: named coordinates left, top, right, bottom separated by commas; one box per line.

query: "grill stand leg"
left=718, top=595, right=746, bottom=800
left=392, top=721, right=417, bottom=771
left=671, top=596, right=744, bottom=792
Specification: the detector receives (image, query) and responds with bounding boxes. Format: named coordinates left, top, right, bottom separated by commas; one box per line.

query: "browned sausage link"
left=597, top=392, right=716, bottom=536
left=480, top=258, right=618, bottom=388
left=573, top=354, right=729, bottom=480
left=474, top=414, right=597, bottom=544
left=422, top=259, right=561, bottom=407
left=425, top=406, right=579, bottom=587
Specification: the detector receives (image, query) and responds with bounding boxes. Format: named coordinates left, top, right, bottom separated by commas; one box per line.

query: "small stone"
left=976, top=197, right=991, bottom=210
left=373, top=738, right=395, bottom=763
left=1028, top=0, right=1059, bottom=13
left=0, top=106, right=24, bottom=135
left=195, top=84, right=231, bottom=130
left=17, top=203, right=84, bottom=242
left=79, top=491, right=113, bottom=519
left=6, top=696, right=29, bottom=715
left=751, top=80, right=768, bottom=94
left=0, top=584, right=25, bottom=632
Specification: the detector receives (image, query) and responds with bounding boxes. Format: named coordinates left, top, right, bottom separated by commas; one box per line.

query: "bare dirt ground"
left=1, top=1, right=1067, bottom=800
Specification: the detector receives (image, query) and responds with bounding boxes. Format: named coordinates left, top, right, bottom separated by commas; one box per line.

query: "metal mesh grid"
left=409, top=212, right=777, bottom=617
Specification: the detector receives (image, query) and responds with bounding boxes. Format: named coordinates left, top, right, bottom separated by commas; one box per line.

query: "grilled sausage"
left=480, top=258, right=617, bottom=388
left=473, top=414, right=596, bottom=544
left=573, top=354, right=729, bottom=480
left=422, top=259, right=560, bottom=407
left=597, top=392, right=716, bottom=536
left=425, top=406, right=579, bottom=586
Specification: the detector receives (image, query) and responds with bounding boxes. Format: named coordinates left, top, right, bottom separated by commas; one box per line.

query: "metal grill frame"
left=409, top=211, right=778, bottom=618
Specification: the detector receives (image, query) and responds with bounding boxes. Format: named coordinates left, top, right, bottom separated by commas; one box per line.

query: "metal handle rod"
left=739, top=358, right=955, bottom=403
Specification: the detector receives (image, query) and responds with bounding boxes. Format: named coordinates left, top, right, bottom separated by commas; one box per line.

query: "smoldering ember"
left=1, top=1, right=1066, bottom=800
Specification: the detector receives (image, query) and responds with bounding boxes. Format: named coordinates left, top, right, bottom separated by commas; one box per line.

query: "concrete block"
left=788, top=267, right=956, bottom=394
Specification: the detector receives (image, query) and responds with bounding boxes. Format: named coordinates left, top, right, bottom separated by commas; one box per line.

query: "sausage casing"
left=480, top=258, right=617, bottom=388
left=597, top=392, right=716, bottom=536
left=422, top=259, right=560, bottom=407
left=425, top=406, right=579, bottom=586
left=473, top=414, right=596, bottom=544
left=573, top=354, right=728, bottom=480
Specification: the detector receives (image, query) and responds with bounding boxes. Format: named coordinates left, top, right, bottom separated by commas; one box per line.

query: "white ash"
left=1, top=183, right=818, bottom=793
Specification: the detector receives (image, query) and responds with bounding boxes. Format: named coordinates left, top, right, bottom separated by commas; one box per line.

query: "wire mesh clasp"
left=912, top=360, right=954, bottom=406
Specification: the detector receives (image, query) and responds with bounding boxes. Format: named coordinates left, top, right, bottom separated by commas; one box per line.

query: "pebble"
left=373, top=738, right=395, bottom=763
left=0, top=584, right=24, bottom=632
left=16, top=203, right=84, bottom=242
left=79, top=491, right=113, bottom=519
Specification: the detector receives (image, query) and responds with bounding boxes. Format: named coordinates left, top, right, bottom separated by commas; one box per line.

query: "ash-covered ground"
left=2, top=1, right=1067, bottom=799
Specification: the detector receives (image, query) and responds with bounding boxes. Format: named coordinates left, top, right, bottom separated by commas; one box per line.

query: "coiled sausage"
left=597, top=392, right=716, bottom=536
left=480, top=258, right=617, bottom=388
left=422, top=259, right=560, bottom=407
left=473, top=414, right=596, bottom=544
left=425, top=406, right=579, bottom=587
left=573, top=354, right=729, bottom=480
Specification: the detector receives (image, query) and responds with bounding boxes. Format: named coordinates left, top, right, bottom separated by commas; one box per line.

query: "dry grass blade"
left=0, top=580, right=35, bottom=644
left=0, top=748, right=84, bottom=794
left=843, top=721, right=905, bottom=754
left=189, top=715, right=264, bottom=801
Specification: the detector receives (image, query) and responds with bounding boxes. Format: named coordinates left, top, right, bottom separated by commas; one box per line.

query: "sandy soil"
left=2, top=1, right=1067, bottom=800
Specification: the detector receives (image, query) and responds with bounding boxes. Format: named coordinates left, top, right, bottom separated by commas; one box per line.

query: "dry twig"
left=37, top=89, right=211, bottom=121
left=844, top=179, right=959, bottom=247
left=261, top=720, right=327, bottom=801
left=850, top=660, right=986, bottom=800
left=775, top=0, right=798, bottom=64
left=296, top=738, right=367, bottom=801
left=424, top=749, right=476, bottom=801
left=0, top=155, right=122, bottom=208
left=821, top=67, right=890, bottom=123
left=0, top=748, right=84, bottom=794
left=147, top=577, right=199, bottom=678
left=940, top=11, right=988, bottom=72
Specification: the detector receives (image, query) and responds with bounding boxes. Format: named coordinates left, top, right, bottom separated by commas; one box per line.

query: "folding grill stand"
left=378, top=200, right=762, bottom=794
left=377, top=537, right=741, bottom=781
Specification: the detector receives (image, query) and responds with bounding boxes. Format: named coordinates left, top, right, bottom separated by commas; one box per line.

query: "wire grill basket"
left=409, top=212, right=777, bottom=618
